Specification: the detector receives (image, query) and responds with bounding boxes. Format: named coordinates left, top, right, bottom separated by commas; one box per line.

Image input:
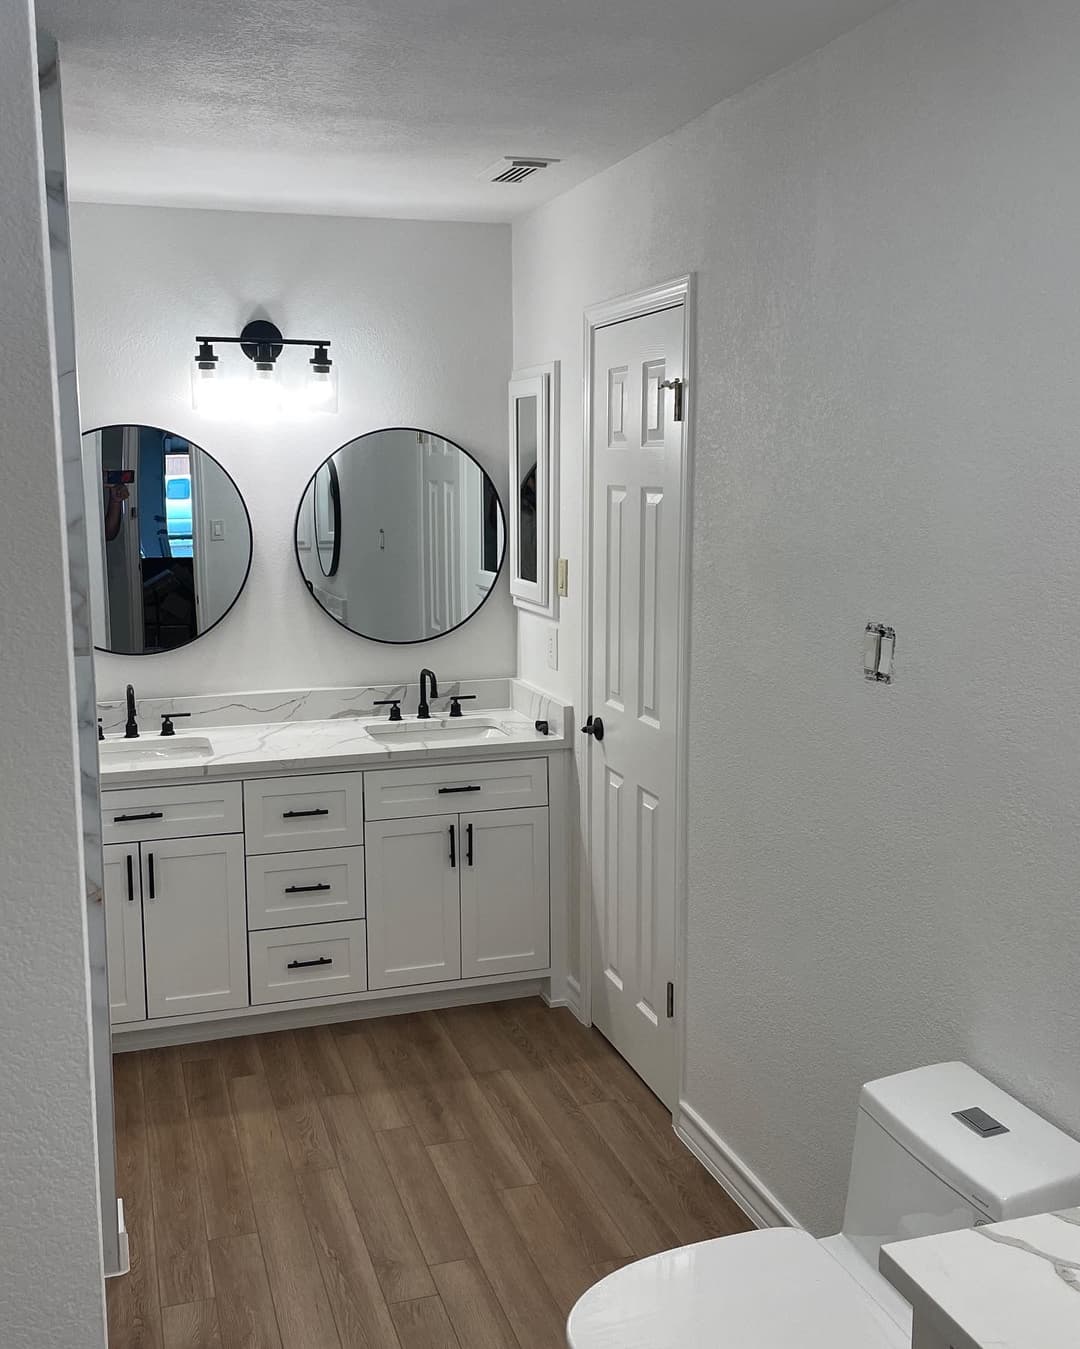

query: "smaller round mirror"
left=83, top=424, right=252, bottom=655
left=296, top=428, right=505, bottom=644
left=314, top=459, right=341, bottom=577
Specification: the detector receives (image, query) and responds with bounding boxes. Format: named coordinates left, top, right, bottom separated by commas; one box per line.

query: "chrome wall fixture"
left=192, top=318, right=338, bottom=415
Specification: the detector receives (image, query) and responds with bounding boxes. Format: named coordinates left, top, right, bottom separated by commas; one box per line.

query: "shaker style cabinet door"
left=364, top=815, right=461, bottom=990
left=102, top=842, right=146, bottom=1024
left=141, top=835, right=248, bottom=1018
left=459, top=808, right=550, bottom=978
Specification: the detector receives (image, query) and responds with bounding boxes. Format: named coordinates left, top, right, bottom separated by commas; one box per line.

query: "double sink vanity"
left=98, top=677, right=570, bottom=1045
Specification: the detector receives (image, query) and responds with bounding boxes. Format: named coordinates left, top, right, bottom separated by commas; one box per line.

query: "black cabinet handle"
left=466, top=822, right=474, bottom=867
left=282, top=807, right=330, bottom=819
left=126, top=852, right=135, bottom=903
left=284, top=883, right=332, bottom=894
left=437, top=785, right=481, bottom=795
left=286, top=956, right=333, bottom=970
left=147, top=852, right=155, bottom=899
left=449, top=824, right=457, bottom=868
left=114, top=811, right=164, bottom=823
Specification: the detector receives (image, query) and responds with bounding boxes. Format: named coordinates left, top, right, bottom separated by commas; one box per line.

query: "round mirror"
left=314, top=458, right=341, bottom=577
left=83, top=424, right=252, bottom=655
left=296, top=427, right=505, bottom=643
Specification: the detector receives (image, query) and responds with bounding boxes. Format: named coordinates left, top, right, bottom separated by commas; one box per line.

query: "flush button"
left=953, top=1106, right=1010, bottom=1138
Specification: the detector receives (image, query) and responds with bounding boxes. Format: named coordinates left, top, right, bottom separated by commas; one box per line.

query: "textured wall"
left=0, top=8, right=107, bottom=1345
left=70, top=204, right=513, bottom=699
left=514, top=0, right=1080, bottom=1232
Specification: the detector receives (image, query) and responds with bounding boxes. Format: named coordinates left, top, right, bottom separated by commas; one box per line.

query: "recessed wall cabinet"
left=102, top=758, right=552, bottom=1034
left=509, top=363, right=559, bottom=617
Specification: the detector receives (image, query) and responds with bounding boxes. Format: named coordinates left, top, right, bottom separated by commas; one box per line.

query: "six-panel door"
left=102, top=843, right=146, bottom=1024
left=364, top=814, right=462, bottom=989
left=459, top=808, right=550, bottom=978
left=141, top=835, right=248, bottom=1017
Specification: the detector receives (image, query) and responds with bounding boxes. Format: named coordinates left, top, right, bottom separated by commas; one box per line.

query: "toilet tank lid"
left=859, top=1062, right=1080, bottom=1221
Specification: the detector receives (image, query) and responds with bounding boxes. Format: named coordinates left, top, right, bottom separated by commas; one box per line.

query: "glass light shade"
left=304, top=362, right=339, bottom=413
left=190, top=359, right=220, bottom=411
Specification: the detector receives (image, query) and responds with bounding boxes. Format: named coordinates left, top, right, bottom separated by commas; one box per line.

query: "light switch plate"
left=557, top=558, right=569, bottom=598
left=546, top=628, right=559, bottom=671
left=864, top=623, right=896, bottom=684
left=210, top=519, right=226, bottom=540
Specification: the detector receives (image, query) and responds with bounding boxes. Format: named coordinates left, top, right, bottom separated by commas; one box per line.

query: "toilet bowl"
left=568, top=1062, right=1080, bottom=1348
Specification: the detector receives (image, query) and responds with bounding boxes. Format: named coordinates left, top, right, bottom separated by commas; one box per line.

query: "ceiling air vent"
left=484, top=156, right=560, bottom=184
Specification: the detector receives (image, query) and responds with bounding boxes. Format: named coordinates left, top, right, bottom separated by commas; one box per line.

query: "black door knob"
left=582, top=716, right=605, bottom=742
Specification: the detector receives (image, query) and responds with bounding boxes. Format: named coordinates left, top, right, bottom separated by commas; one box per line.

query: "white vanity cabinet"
left=365, top=759, right=551, bottom=991
left=103, top=751, right=555, bottom=1036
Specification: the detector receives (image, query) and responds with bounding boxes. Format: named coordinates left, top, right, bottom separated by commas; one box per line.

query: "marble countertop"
left=98, top=709, right=570, bottom=788
left=880, top=1209, right=1080, bottom=1349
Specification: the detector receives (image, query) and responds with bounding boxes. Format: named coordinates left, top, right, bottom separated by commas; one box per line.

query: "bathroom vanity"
left=98, top=681, right=571, bottom=1046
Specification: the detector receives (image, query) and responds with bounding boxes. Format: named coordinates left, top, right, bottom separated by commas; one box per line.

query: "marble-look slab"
left=99, top=677, right=573, bottom=741
left=881, top=1209, right=1080, bottom=1349
left=98, top=708, right=570, bottom=788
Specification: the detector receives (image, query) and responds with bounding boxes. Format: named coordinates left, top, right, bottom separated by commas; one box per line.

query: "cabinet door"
left=460, top=807, right=550, bottom=978
left=103, top=843, right=146, bottom=1024
left=142, top=836, right=248, bottom=1018
left=365, top=815, right=461, bottom=990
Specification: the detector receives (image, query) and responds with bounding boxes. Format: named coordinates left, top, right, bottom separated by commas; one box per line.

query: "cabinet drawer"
left=102, top=781, right=243, bottom=843
left=244, top=773, right=365, bottom=854
left=249, top=921, right=368, bottom=1005
left=246, top=846, right=365, bottom=930
left=364, top=757, right=548, bottom=821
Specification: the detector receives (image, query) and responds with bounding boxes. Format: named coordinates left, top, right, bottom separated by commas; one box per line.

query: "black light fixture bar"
left=194, top=336, right=332, bottom=347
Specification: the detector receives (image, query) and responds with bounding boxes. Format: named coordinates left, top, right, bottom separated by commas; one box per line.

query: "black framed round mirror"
left=314, top=458, right=341, bottom=578
left=83, top=424, right=253, bottom=655
left=295, top=427, right=506, bottom=643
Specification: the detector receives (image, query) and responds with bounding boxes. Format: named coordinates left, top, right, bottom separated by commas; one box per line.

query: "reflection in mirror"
left=515, top=395, right=539, bottom=583
left=314, top=458, right=341, bottom=577
left=296, top=428, right=505, bottom=644
left=82, top=425, right=252, bottom=655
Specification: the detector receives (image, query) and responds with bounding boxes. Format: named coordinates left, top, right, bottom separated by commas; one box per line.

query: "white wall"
left=70, top=204, right=513, bottom=698
left=0, top=8, right=107, bottom=1345
left=514, top=0, right=1080, bottom=1233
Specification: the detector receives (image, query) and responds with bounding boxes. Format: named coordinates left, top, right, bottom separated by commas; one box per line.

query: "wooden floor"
left=107, top=997, right=750, bottom=1349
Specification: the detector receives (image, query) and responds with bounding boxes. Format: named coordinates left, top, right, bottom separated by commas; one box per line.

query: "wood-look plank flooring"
left=107, top=998, right=751, bottom=1348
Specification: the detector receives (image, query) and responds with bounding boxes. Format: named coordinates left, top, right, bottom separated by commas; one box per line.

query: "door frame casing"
left=577, top=273, right=697, bottom=1112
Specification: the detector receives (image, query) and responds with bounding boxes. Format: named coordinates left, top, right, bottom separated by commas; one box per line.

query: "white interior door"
left=588, top=302, right=686, bottom=1107
left=420, top=433, right=464, bottom=635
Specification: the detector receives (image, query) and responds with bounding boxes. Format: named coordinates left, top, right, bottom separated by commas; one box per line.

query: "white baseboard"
left=676, top=1100, right=801, bottom=1231
left=541, top=972, right=584, bottom=1020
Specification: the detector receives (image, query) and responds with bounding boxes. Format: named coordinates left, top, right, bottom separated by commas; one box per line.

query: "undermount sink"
left=365, top=718, right=510, bottom=746
left=99, top=735, right=215, bottom=762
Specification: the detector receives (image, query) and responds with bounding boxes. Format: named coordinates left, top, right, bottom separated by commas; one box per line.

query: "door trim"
left=578, top=273, right=696, bottom=1112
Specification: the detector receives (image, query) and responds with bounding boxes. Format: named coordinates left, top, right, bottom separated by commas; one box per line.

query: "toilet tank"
left=841, top=1061, right=1080, bottom=1271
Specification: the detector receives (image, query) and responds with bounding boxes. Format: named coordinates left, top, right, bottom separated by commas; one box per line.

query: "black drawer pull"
left=284, top=883, right=332, bottom=894
left=114, top=811, right=164, bottom=822
left=287, top=956, right=333, bottom=970
left=282, top=807, right=331, bottom=819
left=437, top=785, right=482, bottom=795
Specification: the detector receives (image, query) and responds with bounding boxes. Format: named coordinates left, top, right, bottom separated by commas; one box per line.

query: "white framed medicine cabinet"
left=508, top=362, right=559, bottom=617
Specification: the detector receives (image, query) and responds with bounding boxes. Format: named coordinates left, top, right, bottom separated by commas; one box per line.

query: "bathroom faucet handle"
left=374, top=699, right=403, bottom=722
left=448, top=695, right=477, bottom=718
left=160, top=712, right=192, bottom=737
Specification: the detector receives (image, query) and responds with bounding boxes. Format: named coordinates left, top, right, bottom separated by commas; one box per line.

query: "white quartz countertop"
left=880, top=1209, right=1080, bottom=1349
left=98, top=709, right=569, bottom=787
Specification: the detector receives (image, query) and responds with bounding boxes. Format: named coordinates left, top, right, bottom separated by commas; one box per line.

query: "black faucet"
left=124, top=684, right=139, bottom=739
left=417, top=668, right=439, bottom=720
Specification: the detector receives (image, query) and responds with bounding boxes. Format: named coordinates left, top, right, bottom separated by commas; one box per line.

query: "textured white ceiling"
left=38, top=0, right=898, bottom=221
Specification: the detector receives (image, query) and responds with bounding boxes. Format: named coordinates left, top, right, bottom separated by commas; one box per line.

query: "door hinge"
left=666, top=981, right=675, bottom=1018
left=659, top=377, right=685, bottom=422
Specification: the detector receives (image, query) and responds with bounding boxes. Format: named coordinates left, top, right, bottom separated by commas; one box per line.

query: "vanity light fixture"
left=191, top=319, right=338, bottom=416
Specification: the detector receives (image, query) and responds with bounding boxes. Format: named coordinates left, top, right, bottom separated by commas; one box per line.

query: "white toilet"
left=568, top=1061, right=1080, bottom=1348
